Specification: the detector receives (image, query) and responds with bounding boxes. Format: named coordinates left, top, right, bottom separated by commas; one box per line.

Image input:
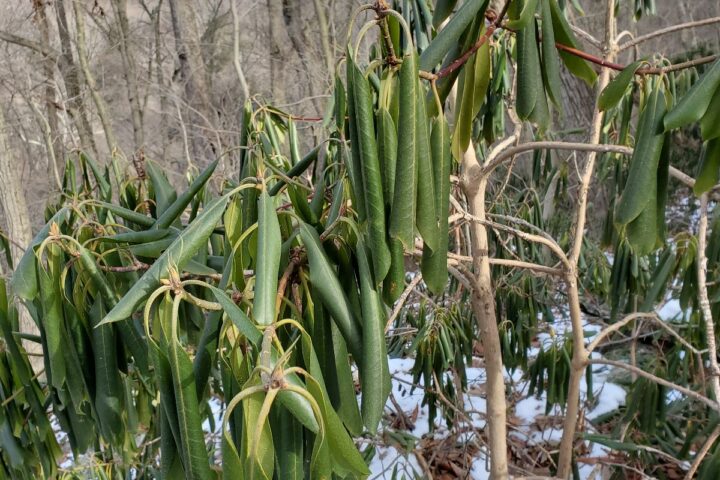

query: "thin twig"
left=555, top=42, right=717, bottom=74
left=684, top=423, right=720, bottom=480
left=479, top=142, right=633, bottom=180
left=430, top=0, right=512, bottom=80
left=696, top=194, right=720, bottom=401
left=588, top=358, right=720, bottom=411
left=385, top=273, right=423, bottom=333
left=2, top=368, right=46, bottom=407
left=620, top=16, right=720, bottom=51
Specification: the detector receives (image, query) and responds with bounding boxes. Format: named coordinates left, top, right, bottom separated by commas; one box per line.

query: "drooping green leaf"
left=616, top=86, right=666, bottom=225
left=452, top=25, right=490, bottom=159
left=11, top=207, right=68, bottom=300
left=506, top=0, right=538, bottom=30
left=146, top=160, right=178, bottom=218
left=241, top=385, right=274, bottom=480
left=209, top=286, right=262, bottom=346
left=349, top=57, right=391, bottom=283
left=422, top=117, right=451, bottom=295
left=345, top=48, right=367, bottom=221
left=599, top=61, right=642, bottom=111
left=100, top=195, right=230, bottom=326
left=693, top=138, right=720, bottom=196
left=253, top=191, right=281, bottom=326
left=356, top=238, right=390, bottom=434
left=549, top=0, right=597, bottom=85
left=299, top=222, right=363, bottom=359
left=699, top=87, right=720, bottom=140
left=432, top=0, right=458, bottom=28
left=153, top=159, right=219, bottom=229
left=540, top=0, right=563, bottom=107
left=390, top=53, right=419, bottom=249
left=516, top=17, right=541, bottom=120
left=415, top=85, right=439, bottom=253
left=665, top=59, right=720, bottom=131
left=378, top=108, right=398, bottom=207
left=168, top=321, right=212, bottom=479
left=268, top=145, right=322, bottom=196
left=419, top=0, right=487, bottom=71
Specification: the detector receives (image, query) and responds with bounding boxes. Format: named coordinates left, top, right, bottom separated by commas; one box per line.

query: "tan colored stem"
left=557, top=0, right=616, bottom=475
left=620, top=16, right=720, bottom=51
left=72, top=0, right=119, bottom=156
left=697, top=194, right=720, bottom=402
left=230, top=0, right=251, bottom=99
left=588, top=359, right=720, bottom=411
left=385, top=273, right=423, bottom=333
left=684, top=424, right=720, bottom=480
left=461, top=145, right=508, bottom=479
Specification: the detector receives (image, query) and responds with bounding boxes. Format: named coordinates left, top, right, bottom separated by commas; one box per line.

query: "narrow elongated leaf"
left=153, top=159, right=219, bottom=229
left=356, top=239, right=390, bottom=434
left=100, top=195, right=230, bottom=326
left=273, top=406, right=303, bottom=480
left=146, top=160, right=178, bottom=217
left=616, top=86, right=666, bottom=225
left=419, top=0, right=487, bottom=71
left=345, top=49, right=366, bottom=221
left=422, top=117, right=451, bottom=294
left=100, top=229, right=172, bottom=244
left=81, top=153, right=112, bottom=201
left=299, top=223, right=363, bottom=359
left=599, top=61, right=642, bottom=111
left=169, top=331, right=212, bottom=479
left=329, top=320, right=363, bottom=435
left=506, top=0, right=538, bottom=30
left=253, top=191, right=281, bottom=326
left=693, top=138, right=720, bottom=195
left=549, top=0, right=597, bottom=85
left=383, top=238, right=406, bottom=305
left=209, top=286, right=262, bottom=346
left=540, top=0, right=563, bottom=106
left=415, top=87, right=438, bottom=253
left=517, top=18, right=541, bottom=120
left=432, top=0, right=458, bottom=28
left=88, top=300, right=124, bottom=444
left=349, top=58, right=391, bottom=283
left=11, top=207, right=68, bottom=300
left=656, top=136, right=671, bottom=243
left=241, top=386, right=274, bottom=480
left=452, top=27, right=490, bottom=159
left=268, top=145, right=322, bottom=196
left=640, top=250, right=676, bottom=311
left=96, top=202, right=155, bottom=227
left=334, top=74, right=346, bottom=133
left=665, top=59, right=720, bottom=131
left=700, top=87, right=720, bottom=140
left=390, top=53, right=419, bottom=248
left=377, top=108, right=398, bottom=207
left=36, top=244, right=66, bottom=389
left=300, top=335, right=371, bottom=477
left=625, top=176, right=657, bottom=255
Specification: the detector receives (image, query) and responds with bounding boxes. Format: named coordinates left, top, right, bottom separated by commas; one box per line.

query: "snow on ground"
left=368, top=305, right=638, bottom=479
left=366, top=295, right=694, bottom=479
left=370, top=345, right=628, bottom=479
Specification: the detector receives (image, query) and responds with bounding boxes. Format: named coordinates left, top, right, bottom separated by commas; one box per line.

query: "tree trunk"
left=0, top=106, right=40, bottom=370
left=167, top=0, right=216, bottom=165
left=33, top=0, right=64, bottom=179
left=54, top=0, right=98, bottom=158
left=462, top=146, right=509, bottom=479
left=110, top=0, right=145, bottom=153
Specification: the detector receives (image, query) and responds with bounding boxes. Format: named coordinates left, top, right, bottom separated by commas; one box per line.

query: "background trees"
left=1, top=0, right=720, bottom=479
